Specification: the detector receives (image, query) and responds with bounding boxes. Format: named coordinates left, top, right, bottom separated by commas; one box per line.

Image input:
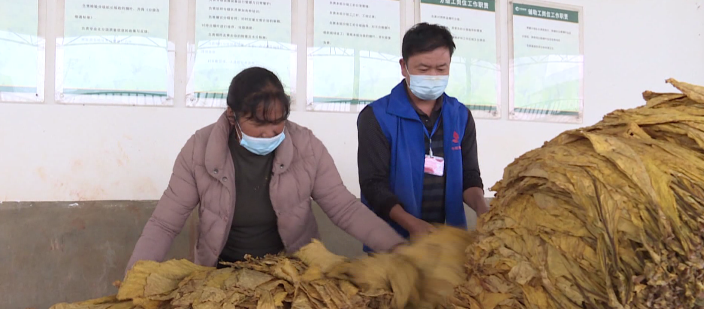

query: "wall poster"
left=419, top=0, right=501, bottom=119
left=56, top=0, right=172, bottom=105
left=307, top=0, right=402, bottom=113
left=509, top=1, right=584, bottom=123
left=0, top=0, right=44, bottom=103
left=187, top=0, right=296, bottom=108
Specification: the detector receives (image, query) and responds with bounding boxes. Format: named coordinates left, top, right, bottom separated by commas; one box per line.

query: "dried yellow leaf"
left=234, top=268, right=274, bottom=290
left=118, top=259, right=212, bottom=300
left=293, top=239, right=348, bottom=273
left=256, top=290, right=276, bottom=309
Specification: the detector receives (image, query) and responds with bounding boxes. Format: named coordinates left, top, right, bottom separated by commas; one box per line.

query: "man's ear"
left=399, top=59, right=408, bottom=79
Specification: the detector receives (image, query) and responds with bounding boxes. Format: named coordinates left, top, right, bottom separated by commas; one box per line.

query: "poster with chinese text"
left=57, top=0, right=172, bottom=105
left=509, top=1, right=584, bottom=123
left=420, top=0, right=501, bottom=119
left=0, top=0, right=43, bottom=103
left=307, top=0, right=402, bottom=113
left=187, top=0, right=295, bottom=108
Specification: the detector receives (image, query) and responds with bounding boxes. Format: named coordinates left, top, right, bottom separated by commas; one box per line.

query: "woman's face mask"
left=235, top=121, right=285, bottom=156
left=229, top=107, right=286, bottom=156
left=405, top=66, right=449, bottom=101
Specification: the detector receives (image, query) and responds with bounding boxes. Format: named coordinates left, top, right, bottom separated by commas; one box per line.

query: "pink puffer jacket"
left=126, top=113, right=405, bottom=270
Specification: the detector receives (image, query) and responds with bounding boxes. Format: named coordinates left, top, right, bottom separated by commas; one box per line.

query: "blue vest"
left=360, top=81, right=468, bottom=252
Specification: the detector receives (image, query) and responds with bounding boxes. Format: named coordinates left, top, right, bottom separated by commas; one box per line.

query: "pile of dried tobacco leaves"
left=51, top=225, right=474, bottom=309
left=451, top=78, right=704, bottom=309
left=52, top=78, right=704, bottom=309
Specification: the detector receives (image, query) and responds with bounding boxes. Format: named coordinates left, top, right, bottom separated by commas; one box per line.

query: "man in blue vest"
left=357, top=22, right=489, bottom=251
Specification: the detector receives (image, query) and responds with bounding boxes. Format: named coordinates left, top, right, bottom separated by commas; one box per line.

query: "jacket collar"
left=205, top=112, right=293, bottom=179
left=272, top=122, right=294, bottom=175
left=387, top=80, right=445, bottom=120
left=204, top=113, right=232, bottom=177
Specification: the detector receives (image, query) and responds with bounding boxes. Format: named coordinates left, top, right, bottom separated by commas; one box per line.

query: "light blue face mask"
left=236, top=122, right=285, bottom=156
left=406, top=66, right=449, bottom=101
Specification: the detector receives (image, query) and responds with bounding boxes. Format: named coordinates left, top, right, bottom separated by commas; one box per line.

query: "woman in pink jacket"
left=126, top=67, right=405, bottom=271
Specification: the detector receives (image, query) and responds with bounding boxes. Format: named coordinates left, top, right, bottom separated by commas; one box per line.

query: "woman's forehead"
left=240, top=101, right=286, bottom=123
left=252, top=101, right=283, bottom=116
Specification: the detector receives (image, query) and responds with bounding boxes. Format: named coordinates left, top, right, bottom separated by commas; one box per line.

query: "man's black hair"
left=401, top=22, right=456, bottom=62
left=226, top=67, right=290, bottom=124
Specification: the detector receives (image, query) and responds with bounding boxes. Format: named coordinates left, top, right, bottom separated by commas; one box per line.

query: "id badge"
left=424, top=155, right=445, bottom=176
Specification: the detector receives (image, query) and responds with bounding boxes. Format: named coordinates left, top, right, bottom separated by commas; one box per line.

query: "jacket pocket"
left=198, top=208, right=220, bottom=249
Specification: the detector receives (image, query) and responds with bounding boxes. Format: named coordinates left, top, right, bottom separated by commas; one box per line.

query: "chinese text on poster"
left=57, top=0, right=171, bottom=105
left=307, top=0, right=402, bottom=113
left=420, top=0, right=501, bottom=118
left=188, top=0, right=295, bottom=108
left=509, top=2, right=584, bottom=123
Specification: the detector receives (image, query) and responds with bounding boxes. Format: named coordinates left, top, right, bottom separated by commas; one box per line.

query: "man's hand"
left=474, top=199, right=490, bottom=216
left=464, top=187, right=489, bottom=216
left=404, top=216, right=436, bottom=237
left=389, top=204, right=436, bottom=238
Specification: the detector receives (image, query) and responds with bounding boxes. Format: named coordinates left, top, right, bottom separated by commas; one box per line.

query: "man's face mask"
left=405, top=65, right=449, bottom=101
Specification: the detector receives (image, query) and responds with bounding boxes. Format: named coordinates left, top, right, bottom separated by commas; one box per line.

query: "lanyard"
left=424, top=117, right=441, bottom=157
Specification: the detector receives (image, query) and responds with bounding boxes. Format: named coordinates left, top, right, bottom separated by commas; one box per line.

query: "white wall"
left=1, top=0, right=703, bottom=202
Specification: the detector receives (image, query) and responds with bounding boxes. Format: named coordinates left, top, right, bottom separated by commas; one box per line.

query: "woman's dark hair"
left=401, top=22, right=456, bottom=62
left=226, top=67, right=290, bottom=124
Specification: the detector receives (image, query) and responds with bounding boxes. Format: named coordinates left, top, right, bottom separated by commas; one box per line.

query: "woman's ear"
left=225, top=107, right=236, bottom=126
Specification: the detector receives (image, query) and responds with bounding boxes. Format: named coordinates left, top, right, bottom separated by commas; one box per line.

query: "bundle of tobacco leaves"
left=50, top=225, right=474, bottom=309
left=451, top=79, right=704, bottom=309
